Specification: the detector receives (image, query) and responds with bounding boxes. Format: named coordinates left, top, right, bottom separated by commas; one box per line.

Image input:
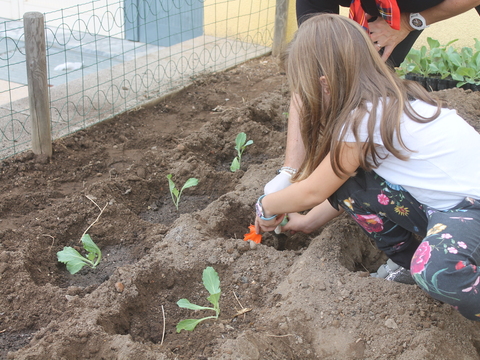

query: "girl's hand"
left=281, top=202, right=344, bottom=234
left=255, top=214, right=286, bottom=233
left=281, top=212, right=315, bottom=234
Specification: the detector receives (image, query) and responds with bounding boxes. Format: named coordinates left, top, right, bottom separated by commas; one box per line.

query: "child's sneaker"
left=370, top=259, right=416, bottom=285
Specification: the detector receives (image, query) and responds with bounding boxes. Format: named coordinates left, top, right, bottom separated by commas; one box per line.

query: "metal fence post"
left=24, top=12, right=52, bottom=157
left=272, top=0, right=289, bottom=56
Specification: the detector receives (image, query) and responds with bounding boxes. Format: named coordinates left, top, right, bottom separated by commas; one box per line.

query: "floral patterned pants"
left=329, top=169, right=480, bottom=320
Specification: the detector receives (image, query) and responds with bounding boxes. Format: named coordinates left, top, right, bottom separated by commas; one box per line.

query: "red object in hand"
left=244, top=224, right=262, bottom=244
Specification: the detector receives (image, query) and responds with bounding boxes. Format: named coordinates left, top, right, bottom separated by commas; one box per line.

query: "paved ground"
left=0, top=16, right=271, bottom=159
left=0, top=17, right=162, bottom=104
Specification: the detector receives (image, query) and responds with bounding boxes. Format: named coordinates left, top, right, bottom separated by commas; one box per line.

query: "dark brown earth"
left=1, top=56, right=480, bottom=360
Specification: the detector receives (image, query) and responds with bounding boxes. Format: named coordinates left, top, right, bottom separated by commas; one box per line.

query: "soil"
left=1, top=55, right=480, bottom=360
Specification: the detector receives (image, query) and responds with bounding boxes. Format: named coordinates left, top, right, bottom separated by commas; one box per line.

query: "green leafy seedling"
left=57, top=234, right=102, bottom=274
left=176, top=266, right=221, bottom=332
left=395, top=36, right=480, bottom=88
left=230, top=132, right=253, bottom=172
left=167, top=174, right=199, bottom=210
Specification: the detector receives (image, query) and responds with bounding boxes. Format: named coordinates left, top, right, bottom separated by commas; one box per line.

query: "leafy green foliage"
left=176, top=267, right=221, bottom=332
left=166, top=174, right=199, bottom=210
left=57, top=234, right=102, bottom=274
left=396, top=37, right=480, bottom=87
left=230, top=132, right=253, bottom=172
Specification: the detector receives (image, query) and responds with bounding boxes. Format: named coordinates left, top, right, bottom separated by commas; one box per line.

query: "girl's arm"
left=284, top=95, right=306, bottom=169
left=256, top=142, right=360, bottom=232
left=282, top=201, right=344, bottom=234
left=264, top=95, right=305, bottom=195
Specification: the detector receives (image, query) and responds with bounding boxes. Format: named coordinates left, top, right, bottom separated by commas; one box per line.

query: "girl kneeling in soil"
left=254, top=13, right=480, bottom=321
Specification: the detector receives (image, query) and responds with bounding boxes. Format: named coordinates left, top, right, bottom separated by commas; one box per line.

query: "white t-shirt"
left=343, top=100, right=480, bottom=210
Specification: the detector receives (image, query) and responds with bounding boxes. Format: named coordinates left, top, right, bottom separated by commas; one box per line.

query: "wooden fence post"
left=272, top=0, right=289, bottom=56
left=24, top=12, right=52, bottom=157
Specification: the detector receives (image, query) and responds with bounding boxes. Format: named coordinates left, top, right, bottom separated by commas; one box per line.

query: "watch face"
left=412, top=17, right=424, bottom=28
left=255, top=201, right=263, bottom=218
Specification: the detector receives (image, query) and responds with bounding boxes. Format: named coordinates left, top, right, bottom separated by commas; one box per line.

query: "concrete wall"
left=203, top=0, right=276, bottom=44
left=1, top=0, right=277, bottom=46
left=286, top=4, right=479, bottom=52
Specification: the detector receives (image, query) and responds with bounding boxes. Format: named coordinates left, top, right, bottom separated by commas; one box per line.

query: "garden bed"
left=1, top=57, right=480, bottom=360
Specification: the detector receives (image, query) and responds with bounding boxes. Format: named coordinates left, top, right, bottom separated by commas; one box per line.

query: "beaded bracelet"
left=277, top=166, right=297, bottom=175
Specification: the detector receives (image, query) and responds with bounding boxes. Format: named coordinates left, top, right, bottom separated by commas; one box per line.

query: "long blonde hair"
left=286, top=14, right=442, bottom=180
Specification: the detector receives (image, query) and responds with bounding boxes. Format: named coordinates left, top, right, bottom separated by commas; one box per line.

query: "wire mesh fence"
left=0, top=0, right=278, bottom=159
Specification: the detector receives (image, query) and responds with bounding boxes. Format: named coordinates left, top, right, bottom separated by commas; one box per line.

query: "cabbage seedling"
left=230, top=132, right=253, bottom=172
left=166, top=174, right=199, bottom=210
left=57, top=234, right=102, bottom=274
left=176, top=266, right=221, bottom=332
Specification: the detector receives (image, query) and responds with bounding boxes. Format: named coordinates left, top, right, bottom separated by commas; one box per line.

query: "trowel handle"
left=274, top=215, right=288, bottom=234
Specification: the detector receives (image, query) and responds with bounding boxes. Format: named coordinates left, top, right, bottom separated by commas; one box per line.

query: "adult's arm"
left=421, top=0, right=480, bottom=23
left=369, top=0, right=480, bottom=61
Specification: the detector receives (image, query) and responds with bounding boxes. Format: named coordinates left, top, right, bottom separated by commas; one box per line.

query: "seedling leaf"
left=81, top=234, right=102, bottom=265
left=57, top=197, right=106, bottom=275
left=167, top=174, right=177, bottom=206
left=176, top=266, right=222, bottom=332
left=235, top=132, right=247, bottom=150
left=166, top=174, right=199, bottom=210
left=202, top=266, right=221, bottom=295
left=57, top=234, right=102, bottom=274
left=182, top=178, right=199, bottom=190
left=427, top=37, right=440, bottom=50
left=176, top=317, right=216, bottom=333
left=230, top=157, right=240, bottom=172
left=177, top=298, right=215, bottom=311
left=230, top=132, right=253, bottom=172
left=207, top=292, right=221, bottom=308
left=57, top=247, right=92, bottom=274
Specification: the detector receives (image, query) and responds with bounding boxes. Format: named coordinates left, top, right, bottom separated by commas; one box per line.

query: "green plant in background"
left=57, top=234, right=102, bottom=274
left=396, top=37, right=480, bottom=88
left=396, top=38, right=459, bottom=78
left=424, top=38, right=459, bottom=79
left=230, top=132, right=253, bottom=172
left=452, top=38, right=480, bottom=87
left=166, top=174, right=199, bottom=210
left=397, top=45, right=430, bottom=78
left=176, top=266, right=221, bottom=332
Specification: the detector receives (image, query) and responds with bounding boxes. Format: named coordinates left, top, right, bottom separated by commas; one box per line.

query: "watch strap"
left=256, top=195, right=277, bottom=221
left=409, top=13, right=428, bottom=31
